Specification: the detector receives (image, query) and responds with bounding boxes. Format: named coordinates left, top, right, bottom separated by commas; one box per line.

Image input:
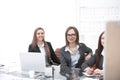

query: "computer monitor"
left=19, top=52, right=46, bottom=72
left=105, top=21, right=120, bottom=80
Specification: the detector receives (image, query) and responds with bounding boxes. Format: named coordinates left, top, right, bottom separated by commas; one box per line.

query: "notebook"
left=19, top=52, right=46, bottom=73
left=105, top=21, right=120, bottom=80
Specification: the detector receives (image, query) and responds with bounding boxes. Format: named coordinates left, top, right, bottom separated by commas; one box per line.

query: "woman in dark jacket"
left=81, top=32, right=105, bottom=75
left=60, top=26, right=92, bottom=78
left=28, top=27, right=60, bottom=66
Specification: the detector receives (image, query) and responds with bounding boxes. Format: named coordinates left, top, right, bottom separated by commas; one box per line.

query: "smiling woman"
left=60, top=26, right=93, bottom=79
left=28, top=27, right=60, bottom=66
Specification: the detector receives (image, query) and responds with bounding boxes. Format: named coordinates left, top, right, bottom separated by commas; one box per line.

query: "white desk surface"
left=0, top=64, right=102, bottom=80
left=0, top=65, right=66, bottom=80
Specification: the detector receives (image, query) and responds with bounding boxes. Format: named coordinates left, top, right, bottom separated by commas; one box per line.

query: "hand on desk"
left=93, top=68, right=103, bottom=75
left=84, top=67, right=94, bottom=75
left=84, top=67, right=103, bottom=75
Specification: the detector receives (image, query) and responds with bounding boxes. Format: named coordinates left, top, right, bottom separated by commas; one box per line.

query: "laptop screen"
left=19, top=52, right=46, bottom=72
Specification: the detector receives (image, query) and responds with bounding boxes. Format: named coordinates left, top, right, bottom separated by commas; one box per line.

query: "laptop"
left=19, top=52, right=46, bottom=73
left=105, top=21, right=120, bottom=80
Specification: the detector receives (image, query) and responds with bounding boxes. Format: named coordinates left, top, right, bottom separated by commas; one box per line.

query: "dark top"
left=28, top=41, right=60, bottom=65
left=60, top=43, right=92, bottom=76
left=81, top=49, right=103, bottom=71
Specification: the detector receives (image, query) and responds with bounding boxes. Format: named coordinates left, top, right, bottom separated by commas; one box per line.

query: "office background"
left=0, top=0, right=120, bottom=65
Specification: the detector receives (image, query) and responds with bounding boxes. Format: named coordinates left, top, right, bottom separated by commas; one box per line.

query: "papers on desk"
left=82, top=77, right=99, bottom=80
left=83, top=72, right=96, bottom=77
left=83, top=72, right=103, bottom=77
left=82, top=72, right=103, bottom=80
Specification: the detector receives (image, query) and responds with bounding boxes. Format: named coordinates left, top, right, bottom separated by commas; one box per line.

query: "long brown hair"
left=96, top=32, right=104, bottom=68
left=65, top=26, right=79, bottom=46
left=44, top=42, right=50, bottom=58
left=31, top=27, right=51, bottom=63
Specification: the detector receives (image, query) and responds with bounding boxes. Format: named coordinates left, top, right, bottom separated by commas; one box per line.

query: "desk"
left=53, top=66, right=103, bottom=80
left=68, top=73, right=103, bottom=80
left=80, top=75, right=103, bottom=80
left=0, top=64, right=103, bottom=80
left=0, top=65, right=66, bottom=80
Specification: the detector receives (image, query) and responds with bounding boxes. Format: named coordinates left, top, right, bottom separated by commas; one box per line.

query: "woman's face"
left=101, top=33, right=105, bottom=47
left=67, top=29, right=77, bottom=44
left=36, top=29, right=44, bottom=42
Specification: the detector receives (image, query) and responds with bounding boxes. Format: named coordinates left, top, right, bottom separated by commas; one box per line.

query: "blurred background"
left=0, top=0, right=120, bottom=65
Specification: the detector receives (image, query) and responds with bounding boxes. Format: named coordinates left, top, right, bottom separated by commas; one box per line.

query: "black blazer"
left=60, top=43, right=92, bottom=76
left=28, top=41, right=60, bottom=65
left=81, top=49, right=103, bottom=71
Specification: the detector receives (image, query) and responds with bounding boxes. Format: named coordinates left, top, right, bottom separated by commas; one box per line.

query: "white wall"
left=0, top=0, right=77, bottom=64
left=76, top=0, right=120, bottom=53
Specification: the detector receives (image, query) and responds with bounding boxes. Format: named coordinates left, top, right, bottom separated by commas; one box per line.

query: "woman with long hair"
left=81, top=32, right=105, bottom=75
left=28, top=27, right=60, bottom=66
left=60, top=26, right=92, bottom=78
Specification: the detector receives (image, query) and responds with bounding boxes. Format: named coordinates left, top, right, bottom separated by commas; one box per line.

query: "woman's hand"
left=85, top=53, right=92, bottom=61
left=52, top=62, right=59, bottom=65
left=84, top=67, right=94, bottom=75
left=93, top=68, right=103, bottom=75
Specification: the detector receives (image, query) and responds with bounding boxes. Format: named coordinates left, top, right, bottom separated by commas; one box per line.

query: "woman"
left=28, top=27, right=60, bottom=66
left=60, top=26, right=92, bottom=78
left=81, top=32, right=105, bottom=75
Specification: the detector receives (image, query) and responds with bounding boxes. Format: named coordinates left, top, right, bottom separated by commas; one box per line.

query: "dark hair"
left=31, top=27, right=45, bottom=47
left=96, top=32, right=104, bottom=67
left=65, top=26, right=79, bottom=46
